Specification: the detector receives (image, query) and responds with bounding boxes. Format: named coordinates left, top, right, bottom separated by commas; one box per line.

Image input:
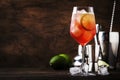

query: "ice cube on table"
left=73, top=61, right=82, bottom=66
left=69, top=67, right=81, bottom=76
left=73, top=55, right=82, bottom=66
left=98, top=66, right=109, bottom=75
left=74, top=55, right=82, bottom=60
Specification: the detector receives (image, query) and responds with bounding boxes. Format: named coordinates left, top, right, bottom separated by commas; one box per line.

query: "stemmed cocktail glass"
left=70, top=6, right=96, bottom=76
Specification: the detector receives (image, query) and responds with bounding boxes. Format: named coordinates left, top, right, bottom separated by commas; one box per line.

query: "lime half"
left=49, top=54, right=72, bottom=70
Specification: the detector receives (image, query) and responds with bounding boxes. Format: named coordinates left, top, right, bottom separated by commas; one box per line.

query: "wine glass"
left=70, top=6, right=96, bottom=76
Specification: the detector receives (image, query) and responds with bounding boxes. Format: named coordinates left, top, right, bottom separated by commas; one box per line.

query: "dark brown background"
left=0, top=0, right=119, bottom=69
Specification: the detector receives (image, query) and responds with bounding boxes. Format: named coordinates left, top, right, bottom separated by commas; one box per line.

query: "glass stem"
left=82, top=46, right=86, bottom=64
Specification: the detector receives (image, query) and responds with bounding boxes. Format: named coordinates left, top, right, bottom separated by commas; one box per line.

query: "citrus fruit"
left=98, top=60, right=109, bottom=67
left=49, top=54, right=72, bottom=70
left=59, top=54, right=72, bottom=66
left=81, top=14, right=95, bottom=30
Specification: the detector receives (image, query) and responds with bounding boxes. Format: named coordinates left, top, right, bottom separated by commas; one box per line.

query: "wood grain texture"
left=0, top=0, right=119, bottom=68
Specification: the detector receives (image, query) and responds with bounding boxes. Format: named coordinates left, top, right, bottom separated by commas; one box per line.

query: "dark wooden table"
left=0, top=68, right=119, bottom=80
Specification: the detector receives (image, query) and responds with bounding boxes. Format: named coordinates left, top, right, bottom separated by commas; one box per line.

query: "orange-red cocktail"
left=70, top=9, right=96, bottom=46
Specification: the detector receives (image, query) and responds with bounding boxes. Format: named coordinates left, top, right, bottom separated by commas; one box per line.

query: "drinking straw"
left=110, top=0, right=116, bottom=32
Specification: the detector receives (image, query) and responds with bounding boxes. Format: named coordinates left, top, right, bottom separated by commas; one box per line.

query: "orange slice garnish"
left=81, top=14, right=96, bottom=30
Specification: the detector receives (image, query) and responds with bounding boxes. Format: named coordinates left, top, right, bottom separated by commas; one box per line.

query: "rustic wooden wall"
left=0, top=0, right=119, bottom=69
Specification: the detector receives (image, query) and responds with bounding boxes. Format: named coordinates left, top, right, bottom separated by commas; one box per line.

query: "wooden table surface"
left=0, top=68, right=119, bottom=80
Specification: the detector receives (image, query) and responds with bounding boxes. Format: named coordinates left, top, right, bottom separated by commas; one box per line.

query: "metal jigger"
left=94, top=24, right=100, bottom=72
left=94, top=24, right=110, bottom=75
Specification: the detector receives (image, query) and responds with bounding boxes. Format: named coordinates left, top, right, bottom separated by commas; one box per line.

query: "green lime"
left=59, top=54, right=72, bottom=65
left=49, top=54, right=72, bottom=70
left=98, top=60, right=109, bottom=67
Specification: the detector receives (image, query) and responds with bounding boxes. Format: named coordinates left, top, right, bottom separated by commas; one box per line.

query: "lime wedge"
left=98, top=60, right=109, bottom=67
